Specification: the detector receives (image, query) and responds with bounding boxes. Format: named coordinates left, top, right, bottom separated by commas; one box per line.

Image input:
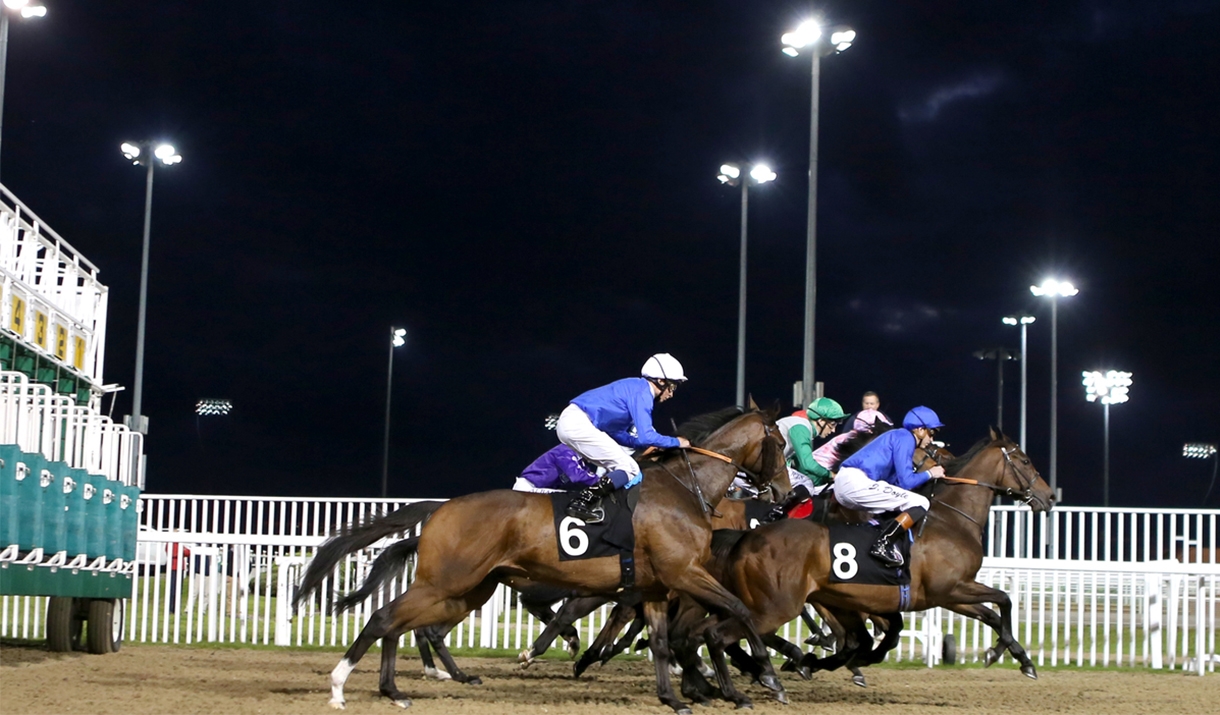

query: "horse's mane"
left=676, top=406, right=744, bottom=445
left=829, top=421, right=896, bottom=470
left=943, top=435, right=1001, bottom=476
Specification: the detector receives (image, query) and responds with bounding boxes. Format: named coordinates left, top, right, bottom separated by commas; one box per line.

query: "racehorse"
left=316, top=406, right=789, bottom=712
left=690, top=428, right=1053, bottom=691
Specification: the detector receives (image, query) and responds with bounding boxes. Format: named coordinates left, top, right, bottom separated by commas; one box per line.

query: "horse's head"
left=701, top=406, right=787, bottom=492
left=956, top=427, right=1054, bottom=510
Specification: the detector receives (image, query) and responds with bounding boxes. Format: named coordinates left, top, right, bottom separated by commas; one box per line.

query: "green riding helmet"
left=807, top=397, right=847, bottom=422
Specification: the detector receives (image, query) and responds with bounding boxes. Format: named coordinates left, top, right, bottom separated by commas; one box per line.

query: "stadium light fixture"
left=1083, top=369, right=1132, bottom=507
left=1183, top=442, right=1218, bottom=506
left=1031, top=277, right=1078, bottom=500
left=382, top=326, right=407, bottom=497
left=195, top=399, right=233, bottom=416
left=718, top=161, right=776, bottom=408
left=1002, top=314, right=1036, bottom=449
left=0, top=0, right=48, bottom=177
left=781, top=18, right=855, bottom=406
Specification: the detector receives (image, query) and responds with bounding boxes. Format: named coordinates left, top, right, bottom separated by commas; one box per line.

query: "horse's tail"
left=332, top=533, right=421, bottom=613
left=293, top=500, right=445, bottom=610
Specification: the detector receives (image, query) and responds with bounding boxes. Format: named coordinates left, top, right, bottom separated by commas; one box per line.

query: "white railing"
left=1, top=494, right=1215, bottom=675
left=0, top=183, right=108, bottom=387
left=0, top=371, right=143, bottom=486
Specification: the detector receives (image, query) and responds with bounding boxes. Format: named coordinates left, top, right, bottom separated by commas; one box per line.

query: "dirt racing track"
left=1, top=641, right=1214, bottom=715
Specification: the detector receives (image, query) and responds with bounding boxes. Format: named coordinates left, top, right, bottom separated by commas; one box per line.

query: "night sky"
left=4, top=2, right=1217, bottom=507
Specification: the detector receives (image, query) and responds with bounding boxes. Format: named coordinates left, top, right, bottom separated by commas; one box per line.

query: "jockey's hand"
left=676, top=436, right=691, bottom=449
left=927, top=465, right=946, bottom=480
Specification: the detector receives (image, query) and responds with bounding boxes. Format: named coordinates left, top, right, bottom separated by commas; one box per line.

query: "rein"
left=924, top=444, right=1042, bottom=533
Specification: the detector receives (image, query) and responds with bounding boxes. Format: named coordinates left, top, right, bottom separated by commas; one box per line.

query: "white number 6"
left=559, top=517, right=589, bottom=557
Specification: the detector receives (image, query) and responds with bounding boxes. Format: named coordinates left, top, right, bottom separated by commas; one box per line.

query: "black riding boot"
left=761, top=484, right=812, bottom=524
left=566, top=475, right=616, bottom=524
left=869, top=507, right=926, bottom=568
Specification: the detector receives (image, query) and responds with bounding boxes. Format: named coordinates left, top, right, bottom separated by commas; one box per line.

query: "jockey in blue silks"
left=555, top=353, right=690, bottom=523
left=834, top=405, right=947, bottom=567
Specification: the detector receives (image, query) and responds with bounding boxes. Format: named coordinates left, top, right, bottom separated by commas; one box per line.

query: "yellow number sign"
left=73, top=336, right=87, bottom=370
left=54, top=324, right=69, bottom=361
left=33, top=310, right=48, bottom=349
left=9, top=295, right=25, bottom=335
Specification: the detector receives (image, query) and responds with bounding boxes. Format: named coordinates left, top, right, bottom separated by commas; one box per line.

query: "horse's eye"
left=1022, top=459, right=1030, bottom=465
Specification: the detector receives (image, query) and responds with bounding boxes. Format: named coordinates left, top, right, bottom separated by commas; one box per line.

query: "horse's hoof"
left=1021, top=664, right=1038, bottom=680
left=984, top=648, right=1000, bottom=667
left=466, top=676, right=483, bottom=686
left=797, top=667, right=812, bottom=681
left=757, top=674, right=783, bottom=693
left=773, top=690, right=789, bottom=705
left=566, top=637, right=581, bottom=659
left=328, top=700, right=345, bottom=710
left=852, top=675, right=867, bottom=688
left=734, top=699, right=754, bottom=710
left=392, top=698, right=412, bottom=709
left=676, top=709, right=693, bottom=715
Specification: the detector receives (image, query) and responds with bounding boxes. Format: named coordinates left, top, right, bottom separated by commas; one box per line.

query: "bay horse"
left=691, top=428, right=1053, bottom=692
left=318, top=407, right=789, bottom=712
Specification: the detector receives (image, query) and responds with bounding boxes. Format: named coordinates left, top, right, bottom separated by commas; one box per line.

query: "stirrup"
left=566, top=506, right=605, bottom=524
left=869, top=538, right=904, bottom=568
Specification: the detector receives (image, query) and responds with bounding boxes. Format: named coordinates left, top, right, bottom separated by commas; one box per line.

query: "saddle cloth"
left=549, top=487, right=636, bottom=562
left=826, top=522, right=912, bottom=586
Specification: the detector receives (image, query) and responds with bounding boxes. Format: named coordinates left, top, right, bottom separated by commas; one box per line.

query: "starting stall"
left=0, top=183, right=145, bottom=653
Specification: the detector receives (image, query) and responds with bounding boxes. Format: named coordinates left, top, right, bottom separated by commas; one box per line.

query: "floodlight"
left=1002, top=314, right=1036, bottom=326
left=154, top=144, right=183, bottom=165
left=195, top=399, right=233, bottom=416
left=1031, top=278, right=1079, bottom=297
left=391, top=328, right=406, bottom=347
left=781, top=20, right=822, bottom=50
left=720, top=164, right=740, bottom=179
left=1082, top=370, right=1132, bottom=405
left=4, top=1, right=30, bottom=10
left=20, top=4, right=44, bottom=17
left=749, top=164, right=776, bottom=183
left=1183, top=443, right=1217, bottom=459
left=121, top=143, right=141, bottom=161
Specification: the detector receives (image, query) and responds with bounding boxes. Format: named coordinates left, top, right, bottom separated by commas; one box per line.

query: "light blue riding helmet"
left=902, top=406, right=944, bottom=431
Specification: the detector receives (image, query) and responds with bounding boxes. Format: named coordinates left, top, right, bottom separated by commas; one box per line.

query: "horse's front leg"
left=947, top=582, right=1037, bottom=679
left=673, top=567, right=786, bottom=703
left=644, top=598, right=692, bottom=714
left=703, top=624, right=754, bottom=709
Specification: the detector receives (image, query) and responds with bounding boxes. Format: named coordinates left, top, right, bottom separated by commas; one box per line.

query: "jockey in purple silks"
left=512, top=444, right=600, bottom=493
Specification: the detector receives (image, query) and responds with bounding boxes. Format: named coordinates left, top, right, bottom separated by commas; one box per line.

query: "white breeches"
left=511, top=477, right=563, bottom=494
left=786, top=467, right=815, bottom=495
left=555, top=404, right=642, bottom=479
left=832, top=467, right=929, bottom=514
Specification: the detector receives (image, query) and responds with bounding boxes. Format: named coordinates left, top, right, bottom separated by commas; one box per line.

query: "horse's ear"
left=989, top=426, right=999, bottom=441
left=747, top=394, right=759, bottom=412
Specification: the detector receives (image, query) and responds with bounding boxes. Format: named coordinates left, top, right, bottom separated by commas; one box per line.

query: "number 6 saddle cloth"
left=549, top=487, right=637, bottom=562
left=827, top=522, right=912, bottom=586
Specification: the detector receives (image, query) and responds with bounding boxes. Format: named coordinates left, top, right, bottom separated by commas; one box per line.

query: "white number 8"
left=559, top=517, right=590, bottom=557
left=832, top=542, right=858, bottom=580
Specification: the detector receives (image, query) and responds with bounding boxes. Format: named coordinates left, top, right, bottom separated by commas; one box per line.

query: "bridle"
left=924, top=443, right=1047, bottom=529
left=659, top=420, right=782, bottom=515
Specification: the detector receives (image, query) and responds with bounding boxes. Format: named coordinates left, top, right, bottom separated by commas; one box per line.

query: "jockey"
left=512, top=444, right=600, bottom=493
left=763, top=397, right=848, bottom=522
left=556, top=353, right=691, bottom=523
left=834, top=406, right=946, bottom=567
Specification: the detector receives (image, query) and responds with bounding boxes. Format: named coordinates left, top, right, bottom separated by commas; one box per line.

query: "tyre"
left=46, top=597, right=83, bottom=652
left=86, top=598, right=124, bottom=654
left=941, top=633, right=957, bottom=665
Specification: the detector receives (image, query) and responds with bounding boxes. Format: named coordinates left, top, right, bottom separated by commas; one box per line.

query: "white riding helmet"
left=641, top=353, right=687, bottom=382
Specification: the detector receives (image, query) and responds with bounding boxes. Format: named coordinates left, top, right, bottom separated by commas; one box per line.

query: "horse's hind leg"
left=520, top=596, right=603, bottom=667
left=643, top=599, right=692, bottom=714
left=765, top=633, right=812, bottom=680
left=331, top=603, right=400, bottom=709
left=423, top=622, right=483, bottom=685
left=378, top=631, right=412, bottom=706
left=574, top=599, right=637, bottom=677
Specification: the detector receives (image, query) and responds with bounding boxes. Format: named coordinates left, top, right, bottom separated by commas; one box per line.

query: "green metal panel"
left=83, top=475, right=108, bottom=560
left=117, top=485, right=141, bottom=562
left=63, top=469, right=90, bottom=557
left=0, top=446, right=23, bottom=548
left=16, top=453, right=50, bottom=551
left=41, top=460, right=71, bottom=555
left=101, top=481, right=123, bottom=561
left=0, top=562, right=133, bottom=598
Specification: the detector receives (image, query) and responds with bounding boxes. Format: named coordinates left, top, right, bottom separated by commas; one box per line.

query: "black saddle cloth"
left=549, top=486, right=636, bottom=561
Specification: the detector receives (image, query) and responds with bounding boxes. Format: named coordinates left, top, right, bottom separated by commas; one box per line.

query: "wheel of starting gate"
left=46, top=597, right=84, bottom=652
left=941, top=633, right=957, bottom=665
left=86, top=598, right=124, bottom=654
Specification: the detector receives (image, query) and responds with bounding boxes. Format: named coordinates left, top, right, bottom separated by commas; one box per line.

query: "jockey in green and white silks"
left=764, top=397, right=848, bottom=522
left=555, top=353, right=690, bottom=523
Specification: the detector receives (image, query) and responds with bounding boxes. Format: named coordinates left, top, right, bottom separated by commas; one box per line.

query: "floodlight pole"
left=131, top=159, right=155, bottom=431
left=1018, top=320, right=1029, bottom=448
left=0, top=11, right=9, bottom=177
left=801, top=51, right=821, bottom=402
left=1102, top=401, right=1110, bottom=507
left=736, top=179, right=748, bottom=409
left=1049, top=296, right=1059, bottom=498
left=381, top=329, right=395, bottom=498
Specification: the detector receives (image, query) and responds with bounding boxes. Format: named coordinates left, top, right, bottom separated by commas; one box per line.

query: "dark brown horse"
left=321, top=407, right=789, bottom=712
left=686, top=428, right=1053, bottom=690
